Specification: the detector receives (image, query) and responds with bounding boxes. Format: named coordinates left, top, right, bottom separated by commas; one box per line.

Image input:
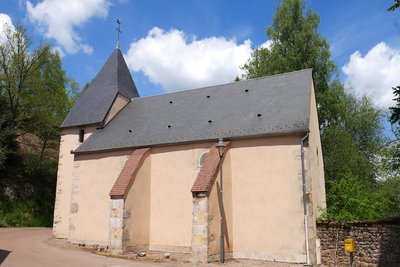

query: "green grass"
left=0, top=198, right=53, bottom=227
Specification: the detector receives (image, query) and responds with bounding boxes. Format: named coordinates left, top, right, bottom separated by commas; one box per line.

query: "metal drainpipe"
left=301, top=132, right=310, bottom=265
left=219, top=153, right=225, bottom=263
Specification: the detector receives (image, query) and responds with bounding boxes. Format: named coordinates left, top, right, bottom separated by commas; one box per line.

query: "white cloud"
left=342, top=42, right=400, bottom=109
left=260, top=40, right=272, bottom=50
left=0, top=13, right=15, bottom=43
left=26, top=0, right=110, bottom=55
left=125, top=27, right=253, bottom=92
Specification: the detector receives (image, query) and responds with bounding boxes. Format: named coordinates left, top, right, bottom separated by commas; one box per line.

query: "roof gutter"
left=72, top=130, right=309, bottom=155
left=300, top=132, right=310, bottom=265
left=59, top=122, right=102, bottom=130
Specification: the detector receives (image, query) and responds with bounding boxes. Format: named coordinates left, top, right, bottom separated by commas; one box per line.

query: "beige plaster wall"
left=53, top=125, right=97, bottom=238
left=208, top=149, right=233, bottom=257
left=104, top=94, right=130, bottom=126
left=59, top=122, right=324, bottom=261
left=124, top=154, right=152, bottom=248
left=308, top=83, right=326, bottom=218
left=149, top=143, right=212, bottom=252
left=68, top=150, right=133, bottom=245
left=230, top=136, right=306, bottom=263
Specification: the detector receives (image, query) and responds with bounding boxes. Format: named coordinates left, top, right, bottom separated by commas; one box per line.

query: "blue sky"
left=1, top=0, right=400, bottom=112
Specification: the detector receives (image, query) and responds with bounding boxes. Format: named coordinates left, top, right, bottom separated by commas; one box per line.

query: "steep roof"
left=75, top=69, right=313, bottom=154
left=61, top=48, right=139, bottom=128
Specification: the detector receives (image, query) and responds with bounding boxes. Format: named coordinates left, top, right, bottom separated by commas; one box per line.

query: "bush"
left=326, top=174, right=392, bottom=221
left=0, top=198, right=53, bottom=227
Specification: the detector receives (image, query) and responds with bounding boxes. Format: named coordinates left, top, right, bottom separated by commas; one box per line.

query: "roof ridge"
left=131, top=68, right=312, bottom=101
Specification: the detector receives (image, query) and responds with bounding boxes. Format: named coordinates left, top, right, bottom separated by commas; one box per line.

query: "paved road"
left=0, top=228, right=178, bottom=267
left=0, top=228, right=300, bottom=267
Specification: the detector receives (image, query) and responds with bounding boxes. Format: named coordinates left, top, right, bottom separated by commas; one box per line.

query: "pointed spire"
left=61, top=48, right=139, bottom=128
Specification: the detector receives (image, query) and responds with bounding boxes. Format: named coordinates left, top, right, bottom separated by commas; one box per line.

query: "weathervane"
left=116, top=17, right=122, bottom=49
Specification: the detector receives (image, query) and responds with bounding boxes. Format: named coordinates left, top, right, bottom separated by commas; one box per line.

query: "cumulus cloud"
left=125, top=27, right=253, bottom=92
left=260, top=40, right=273, bottom=50
left=26, top=0, right=110, bottom=55
left=342, top=42, right=400, bottom=109
left=0, top=13, right=15, bottom=43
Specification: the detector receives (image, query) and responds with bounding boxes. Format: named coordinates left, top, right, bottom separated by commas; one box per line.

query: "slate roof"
left=61, top=48, right=139, bottom=128
left=74, top=69, right=312, bottom=154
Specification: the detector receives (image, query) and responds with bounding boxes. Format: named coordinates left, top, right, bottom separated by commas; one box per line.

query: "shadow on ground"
left=0, top=249, right=11, bottom=264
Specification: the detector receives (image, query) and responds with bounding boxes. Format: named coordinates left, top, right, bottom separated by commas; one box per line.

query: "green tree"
left=388, top=3, right=400, bottom=169
left=0, top=24, right=73, bottom=226
left=243, top=0, right=390, bottom=220
left=326, top=174, right=391, bottom=220
left=389, top=86, right=400, bottom=170
left=388, top=0, right=400, bottom=11
left=0, top=113, right=10, bottom=167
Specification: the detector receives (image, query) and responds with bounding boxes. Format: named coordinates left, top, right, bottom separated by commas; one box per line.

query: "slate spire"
left=61, top=48, right=139, bottom=128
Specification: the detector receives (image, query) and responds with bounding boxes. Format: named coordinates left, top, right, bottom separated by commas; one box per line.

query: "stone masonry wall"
left=109, top=199, right=124, bottom=254
left=317, top=221, right=400, bottom=267
left=191, top=194, right=209, bottom=263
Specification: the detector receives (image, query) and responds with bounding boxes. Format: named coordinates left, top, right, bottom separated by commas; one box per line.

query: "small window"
left=198, top=152, right=209, bottom=168
left=79, top=129, right=85, bottom=143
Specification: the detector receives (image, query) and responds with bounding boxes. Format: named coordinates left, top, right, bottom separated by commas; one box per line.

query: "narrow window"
left=198, top=152, right=209, bottom=168
left=79, top=129, right=85, bottom=143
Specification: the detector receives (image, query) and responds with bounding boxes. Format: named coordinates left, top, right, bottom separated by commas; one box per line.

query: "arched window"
left=198, top=152, right=209, bottom=168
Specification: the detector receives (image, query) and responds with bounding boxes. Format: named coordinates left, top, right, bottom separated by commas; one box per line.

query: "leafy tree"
left=68, top=80, right=90, bottom=105
left=326, top=174, right=391, bottom=221
left=0, top=24, right=74, bottom=226
left=390, top=86, right=400, bottom=125
left=388, top=4, right=400, bottom=168
left=389, top=86, right=400, bottom=169
left=388, top=0, right=400, bottom=11
left=0, top=114, right=10, bottom=167
left=0, top=24, right=74, bottom=160
left=242, top=0, right=392, bottom=220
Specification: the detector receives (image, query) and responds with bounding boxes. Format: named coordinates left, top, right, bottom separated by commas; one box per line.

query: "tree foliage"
left=325, top=173, right=395, bottom=221
left=388, top=0, right=400, bottom=11
left=0, top=24, right=76, bottom=226
left=389, top=86, right=400, bottom=170
left=243, top=0, right=398, bottom=220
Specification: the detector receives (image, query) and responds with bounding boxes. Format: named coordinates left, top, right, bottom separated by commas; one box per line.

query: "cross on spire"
left=116, top=17, right=122, bottom=49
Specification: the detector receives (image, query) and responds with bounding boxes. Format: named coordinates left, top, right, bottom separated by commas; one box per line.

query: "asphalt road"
left=0, top=228, right=301, bottom=267
left=0, top=228, right=178, bottom=267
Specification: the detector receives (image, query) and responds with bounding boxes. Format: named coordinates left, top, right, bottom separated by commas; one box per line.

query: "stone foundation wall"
left=317, top=221, right=400, bottom=267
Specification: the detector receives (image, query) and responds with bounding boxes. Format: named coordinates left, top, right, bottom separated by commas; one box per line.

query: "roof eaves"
left=60, top=121, right=102, bottom=130
left=72, top=129, right=309, bottom=155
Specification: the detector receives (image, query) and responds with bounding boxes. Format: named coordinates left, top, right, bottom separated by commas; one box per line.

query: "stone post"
left=109, top=198, right=124, bottom=254
left=191, top=193, right=209, bottom=263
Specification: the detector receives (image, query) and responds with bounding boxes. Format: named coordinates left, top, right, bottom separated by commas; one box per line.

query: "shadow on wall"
left=0, top=249, right=11, bottom=264
left=378, top=223, right=400, bottom=266
left=216, top=182, right=231, bottom=249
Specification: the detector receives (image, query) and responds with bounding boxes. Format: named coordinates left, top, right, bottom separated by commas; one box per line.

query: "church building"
left=53, top=47, right=326, bottom=265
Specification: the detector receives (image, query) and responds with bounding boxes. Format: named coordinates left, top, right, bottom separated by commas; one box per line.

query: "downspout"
left=301, top=132, right=310, bottom=265
left=219, top=154, right=225, bottom=263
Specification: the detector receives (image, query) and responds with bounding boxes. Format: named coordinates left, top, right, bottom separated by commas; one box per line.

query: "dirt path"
left=0, top=228, right=301, bottom=267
